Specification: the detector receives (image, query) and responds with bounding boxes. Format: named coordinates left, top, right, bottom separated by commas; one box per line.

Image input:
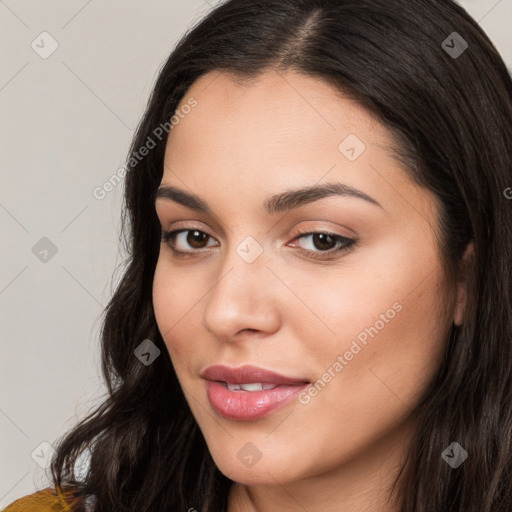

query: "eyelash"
left=160, top=227, right=356, bottom=260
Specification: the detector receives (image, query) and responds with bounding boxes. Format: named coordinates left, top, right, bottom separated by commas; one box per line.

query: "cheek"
left=293, top=237, right=450, bottom=414
left=152, top=259, right=203, bottom=370
left=286, top=236, right=447, bottom=359
left=283, top=265, right=450, bottom=475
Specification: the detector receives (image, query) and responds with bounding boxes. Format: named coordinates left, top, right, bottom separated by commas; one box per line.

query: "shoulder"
left=2, top=487, right=81, bottom=511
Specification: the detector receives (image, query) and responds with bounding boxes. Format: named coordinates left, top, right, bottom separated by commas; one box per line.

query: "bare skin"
left=152, top=69, right=468, bottom=512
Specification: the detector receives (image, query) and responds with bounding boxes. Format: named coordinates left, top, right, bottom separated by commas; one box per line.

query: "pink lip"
left=201, top=365, right=310, bottom=421
left=201, top=364, right=309, bottom=385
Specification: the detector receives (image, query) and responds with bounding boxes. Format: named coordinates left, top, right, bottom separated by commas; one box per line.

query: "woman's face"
left=153, top=69, right=460, bottom=491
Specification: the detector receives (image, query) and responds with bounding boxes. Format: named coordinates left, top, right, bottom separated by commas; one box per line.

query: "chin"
left=209, top=448, right=307, bottom=486
left=217, top=462, right=285, bottom=486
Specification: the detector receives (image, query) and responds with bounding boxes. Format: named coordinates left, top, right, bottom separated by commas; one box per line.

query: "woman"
left=5, top=0, right=511, bottom=510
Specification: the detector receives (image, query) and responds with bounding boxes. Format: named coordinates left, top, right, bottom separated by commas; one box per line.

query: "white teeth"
left=240, top=383, right=263, bottom=391
left=225, top=382, right=279, bottom=391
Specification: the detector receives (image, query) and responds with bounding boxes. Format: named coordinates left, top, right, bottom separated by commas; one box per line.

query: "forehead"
left=159, top=69, right=439, bottom=231
left=164, top=69, right=400, bottom=180
left=172, top=69, right=382, bottom=141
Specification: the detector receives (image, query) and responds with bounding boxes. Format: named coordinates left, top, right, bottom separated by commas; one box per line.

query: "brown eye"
left=310, top=233, right=337, bottom=251
left=161, top=229, right=219, bottom=254
left=290, top=231, right=356, bottom=260
left=187, top=230, right=209, bottom=249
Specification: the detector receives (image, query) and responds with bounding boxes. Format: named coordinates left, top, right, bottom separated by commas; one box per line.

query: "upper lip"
left=201, top=365, right=310, bottom=385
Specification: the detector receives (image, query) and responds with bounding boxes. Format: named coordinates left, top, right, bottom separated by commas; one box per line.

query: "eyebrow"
left=154, top=182, right=383, bottom=214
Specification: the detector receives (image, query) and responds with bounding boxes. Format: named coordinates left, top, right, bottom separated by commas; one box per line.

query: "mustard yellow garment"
left=2, top=487, right=80, bottom=511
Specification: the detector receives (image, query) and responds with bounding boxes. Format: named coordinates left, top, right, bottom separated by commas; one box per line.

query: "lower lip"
left=205, top=380, right=309, bottom=421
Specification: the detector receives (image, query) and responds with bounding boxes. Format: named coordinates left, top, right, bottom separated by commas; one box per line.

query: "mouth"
left=218, top=382, right=290, bottom=391
left=201, top=365, right=311, bottom=421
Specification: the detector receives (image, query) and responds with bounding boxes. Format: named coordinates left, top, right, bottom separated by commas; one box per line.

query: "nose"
left=202, top=242, right=281, bottom=342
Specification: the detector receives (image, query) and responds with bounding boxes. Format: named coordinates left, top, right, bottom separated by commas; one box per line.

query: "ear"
left=453, top=241, right=474, bottom=326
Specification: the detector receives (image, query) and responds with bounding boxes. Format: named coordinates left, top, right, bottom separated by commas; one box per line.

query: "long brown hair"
left=50, top=0, right=512, bottom=510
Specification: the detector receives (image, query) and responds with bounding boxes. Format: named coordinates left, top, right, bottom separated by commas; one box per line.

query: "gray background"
left=0, top=0, right=510, bottom=506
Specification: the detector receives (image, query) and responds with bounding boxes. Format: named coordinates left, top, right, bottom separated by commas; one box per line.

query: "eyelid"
left=162, top=221, right=216, bottom=239
left=290, top=224, right=354, bottom=239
